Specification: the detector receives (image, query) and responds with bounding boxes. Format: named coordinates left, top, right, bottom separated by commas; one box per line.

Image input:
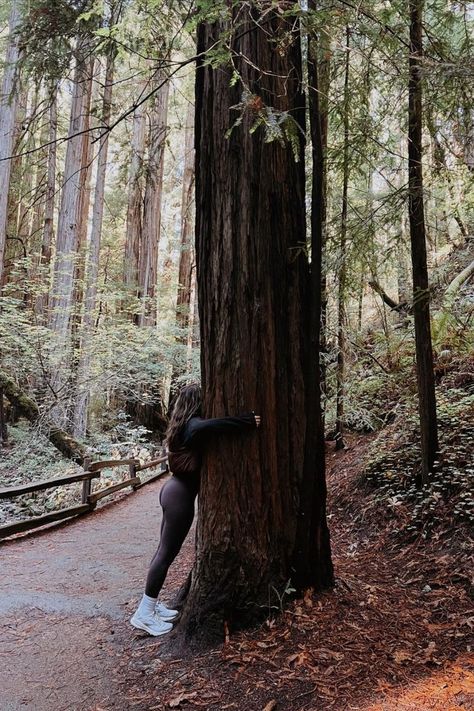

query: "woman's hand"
left=254, top=415, right=261, bottom=428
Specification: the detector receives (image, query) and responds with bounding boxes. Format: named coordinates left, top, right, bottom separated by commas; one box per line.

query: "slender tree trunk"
left=0, top=0, right=21, bottom=284
left=172, top=102, right=195, bottom=385
left=293, top=0, right=334, bottom=589
left=73, top=46, right=116, bottom=437
left=124, top=92, right=146, bottom=308
left=335, top=26, right=350, bottom=451
left=408, top=0, right=438, bottom=483
left=316, top=7, right=331, bottom=424
left=35, top=85, right=58, bottom=318
left=357, top=266, right=365, bottom=332
left=30, top=91, right=50, bottom=254
left=16, top=91, right=37, bottom=259
left=191, top=271, right=200, bottom=349
left=48, top=41, right=94, bottom=426
left=0, top=388, right=7, bottom=445
left=176, top=103, right=195, bottom=334
left=138, top=74, right=169, bottom=327
left=174, top=7, right=332, bottom=649
left=3, top=83, right=28, bottom=288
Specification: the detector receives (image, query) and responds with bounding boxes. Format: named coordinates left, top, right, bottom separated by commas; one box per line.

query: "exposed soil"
left=1, top=435, right=472, bottom=711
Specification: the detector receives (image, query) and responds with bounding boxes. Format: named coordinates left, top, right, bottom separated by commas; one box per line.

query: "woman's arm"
left=183, top=413, right=260, bottom=446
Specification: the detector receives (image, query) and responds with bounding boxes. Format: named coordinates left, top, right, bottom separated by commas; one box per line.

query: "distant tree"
left=408, top=0, right=438, bottom=482
left=0, top=0, right=21, bottom=285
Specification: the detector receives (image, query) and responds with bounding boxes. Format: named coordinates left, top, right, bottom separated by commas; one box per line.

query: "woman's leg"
left=145, top=476, right=196, bottom=598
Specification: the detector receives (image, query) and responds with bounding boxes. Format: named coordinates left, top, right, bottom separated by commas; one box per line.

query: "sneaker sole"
left=156, top=611, right=179, bottom=621
left=130, top=615, right=173, bottom=637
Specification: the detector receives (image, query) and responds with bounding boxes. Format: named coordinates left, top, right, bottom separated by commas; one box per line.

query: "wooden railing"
left=0, top=452, right=169, bottom=540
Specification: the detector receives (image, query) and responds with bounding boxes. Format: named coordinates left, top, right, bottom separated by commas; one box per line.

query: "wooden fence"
left=0, top=453, right=169, bottom=540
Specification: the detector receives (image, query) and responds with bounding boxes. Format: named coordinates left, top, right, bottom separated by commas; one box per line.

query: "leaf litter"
left=118, top=434, right=473, bottom=711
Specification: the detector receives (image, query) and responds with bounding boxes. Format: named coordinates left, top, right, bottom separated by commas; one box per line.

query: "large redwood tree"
left=176, top=5, right=333, bottom=647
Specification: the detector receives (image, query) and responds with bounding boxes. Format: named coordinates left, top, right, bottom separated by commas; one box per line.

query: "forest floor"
left=0, top=434, right=472, bottom=711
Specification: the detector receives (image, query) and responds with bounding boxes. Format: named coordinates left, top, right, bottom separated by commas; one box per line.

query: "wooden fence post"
left=130, top=461, right=139, bottom=490
left=160, top=444, right=168, bottom=473
left=82, top=457, right=92, bottom=505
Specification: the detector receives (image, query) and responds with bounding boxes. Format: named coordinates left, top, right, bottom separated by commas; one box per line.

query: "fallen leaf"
left=420, top=641, right=437, bottom=663
left=169, top=692, right=197, bottom=708
left=392, top=649, right=412, bottom=664
left=262, top=701, right=277, bottom=711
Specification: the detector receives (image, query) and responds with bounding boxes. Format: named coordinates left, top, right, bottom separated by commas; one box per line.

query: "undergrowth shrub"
left=362, top=385, right=474, bottom=537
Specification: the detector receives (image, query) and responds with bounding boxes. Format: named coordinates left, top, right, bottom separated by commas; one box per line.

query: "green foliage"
left=226, top=90, right=303, bottom=160
left=362, top=383, right=474, bottom=537
left=17, top=0, right=99, bottom=81
left=0, top=422, right=80, bottom=524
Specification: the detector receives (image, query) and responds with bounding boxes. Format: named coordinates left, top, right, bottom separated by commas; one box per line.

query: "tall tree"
left=408, top=0, right=438, bottom=482
left=48, top=39, right=94, bottom=425
left=73, top=7, right=120, bottom=437
left=172, top=101, right=195, bottom=383
left=176, top=5, right=332, bottom=647
left=335, top=25, right=351, bottom=451
left=138, top=74, right=169, bottom=326
left=294, top=0, right=334, bottom=590
left=35, top=84, right=58, bottom=318
left=124, top=90, right=146, bottom=303
left=0, top=0, right=21, bottom=284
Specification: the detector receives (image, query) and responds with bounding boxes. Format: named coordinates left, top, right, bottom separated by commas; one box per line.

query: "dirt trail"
left=0, top=477, right=193, bottom=711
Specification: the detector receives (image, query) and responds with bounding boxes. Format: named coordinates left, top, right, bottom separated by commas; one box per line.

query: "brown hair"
left=166, top=383, right=202, bottom=450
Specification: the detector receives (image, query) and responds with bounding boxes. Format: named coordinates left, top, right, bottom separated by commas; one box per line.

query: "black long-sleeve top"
left=168, top=413, right=256, bottom=480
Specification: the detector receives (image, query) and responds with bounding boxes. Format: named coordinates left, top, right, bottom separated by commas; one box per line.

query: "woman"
left=131, top=383, right=261, bottom=636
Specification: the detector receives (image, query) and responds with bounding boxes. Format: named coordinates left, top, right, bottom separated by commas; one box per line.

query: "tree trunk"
left=313, top=3, right=331, bottom=425
left=0, top=0, right=21, bottom=283
left=124, top=91, right=146, bottom=308
left=73, top=43, right=116, bottom=437
left=369, top=280, right=412, bottom=314
left=176, top=102, right=195, bottom=335
left=138, top=74, right=169, bottom=326
left=48, top=40, right=94, bottom=426
left=175, top=7, right=332, bottom=649
left=35, top=84, right=58, bottom=318
left=0, top=388, right=7, bottom=445
left=172, top=101, right=195, bottom=386
left=3, top=82, right=28, bottom=288
left=335, top=26, right=350, bottom=451
left=408, top=0, right=438, bottom=483
left=293, top=0, right=334, bottom=590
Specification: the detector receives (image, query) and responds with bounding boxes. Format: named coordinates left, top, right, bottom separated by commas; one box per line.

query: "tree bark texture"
left=408, top=0, right=438, bottom=483
left=335, top=26, right=350, bottom=451
left=35, top=85, right=58, bottom=319
left=73, top=47, right=116, bottom=437
left=171, top=101, right=195, bottom=385
left=0, top=0, right=21, bottom=283
left=296, top=0, right=334, bottom=590
left=0, top=388, right=7, bottom=444
left=309, top=2, right=331, bottom=424
left=49, top=42, right=94, bottom=337
left=175, top=101, right=195, bottom=336
left=138, top=74, right=169, bottom=326
left=48, top=41, right=94, bottom=427
left=124, top=92, right=146, bottom=301
left=176, top=7, right=332, bottom=647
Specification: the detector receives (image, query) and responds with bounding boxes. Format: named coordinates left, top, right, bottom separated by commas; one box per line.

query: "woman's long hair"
left=166, top=383, right=202, bottom=450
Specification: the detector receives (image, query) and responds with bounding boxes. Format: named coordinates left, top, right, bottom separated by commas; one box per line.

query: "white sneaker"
left=155, top=601, right=179, bottom=621
left=130, top=610, right=173, bottom=636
